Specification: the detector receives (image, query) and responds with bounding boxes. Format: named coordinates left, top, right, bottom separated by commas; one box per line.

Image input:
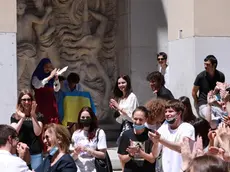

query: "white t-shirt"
left=72, top=129, right=107, bottom=172
left=0, top=150, right=31, bottom=172
left=159, top=66, right=169, bottom=89
left=157, top=122, right=195, bottom=172
left=116, top=92, right=139, bottom=124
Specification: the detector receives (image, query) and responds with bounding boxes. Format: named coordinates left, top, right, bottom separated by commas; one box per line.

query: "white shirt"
left=72, top=129, right=107, bottom=172
left=32, top=76, right=60, bottom=92
left=116, top=92, right=139, bottom=124
left=159, top=66, right=169, bottom=89
left=0, top=150, right=31, bottom=172
left=157, top=122, right=195, bottom=172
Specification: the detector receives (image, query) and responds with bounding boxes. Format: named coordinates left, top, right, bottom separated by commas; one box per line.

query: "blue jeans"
left=31, top=153, right=43, bottom=170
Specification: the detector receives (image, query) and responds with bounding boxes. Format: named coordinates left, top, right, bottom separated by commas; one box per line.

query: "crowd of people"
left=0, top=53, right=230, bottom=172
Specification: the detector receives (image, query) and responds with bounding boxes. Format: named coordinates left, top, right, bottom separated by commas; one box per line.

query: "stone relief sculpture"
left=17, top=0, right=117, bottom=120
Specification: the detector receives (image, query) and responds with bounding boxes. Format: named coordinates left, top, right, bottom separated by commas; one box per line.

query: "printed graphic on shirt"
left=132, top=141, right=145, bottom=161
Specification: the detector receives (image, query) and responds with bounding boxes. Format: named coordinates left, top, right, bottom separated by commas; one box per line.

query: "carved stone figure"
left=17, top=0, right=52, bottom=89
left=17, top=0, right=117, bottom=120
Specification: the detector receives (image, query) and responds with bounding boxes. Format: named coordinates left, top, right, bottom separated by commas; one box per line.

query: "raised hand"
left=109, top=99, right=119, bottom=110
left=50, top=68, right=57, bottom=78
left=30, top=101, right=37, bottom=118
left=207, top=91, right=216, bottom=105
left=148, top=131, right=161, bottom=143
left=16, top=108, right=25, bottom=119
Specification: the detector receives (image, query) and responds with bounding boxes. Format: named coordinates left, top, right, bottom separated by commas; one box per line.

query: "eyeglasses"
left=21, top=98, right=32, bottom=102
left=157, top=58, right=166, bottom=61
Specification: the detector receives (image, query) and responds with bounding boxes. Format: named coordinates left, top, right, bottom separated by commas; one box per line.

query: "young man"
left=118, top=106, right=156, bottom=172
left=149, top=100, right=195, bottom=172
left=146, top=71, right=174, bottom=100
left=62, top=73, right=83, bottom=92
left=0, top=125, right=31, bottom=172
left=157, top=52, right=169, bottom=88
left=192, top=55, right=225, bottom=118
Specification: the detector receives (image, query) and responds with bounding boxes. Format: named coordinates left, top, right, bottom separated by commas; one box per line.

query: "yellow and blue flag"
left=57, top=91, right=96, bottom=126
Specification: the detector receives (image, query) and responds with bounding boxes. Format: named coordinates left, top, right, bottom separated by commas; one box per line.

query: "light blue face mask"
left=49, top=146, right=59, bottom=156
left=133, top=124, right=146, bottom=130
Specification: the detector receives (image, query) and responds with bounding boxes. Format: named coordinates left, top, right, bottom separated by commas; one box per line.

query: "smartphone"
left=215, top=94, right=221, bottom=101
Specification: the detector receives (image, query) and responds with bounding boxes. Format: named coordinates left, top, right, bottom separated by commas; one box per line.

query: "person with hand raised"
left=31, top=58, right=60, bottom=124
left=11, top=90, right=44, bottom=170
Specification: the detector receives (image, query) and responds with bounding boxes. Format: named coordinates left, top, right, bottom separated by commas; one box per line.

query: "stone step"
left=107, top=146, right=122, bottom=171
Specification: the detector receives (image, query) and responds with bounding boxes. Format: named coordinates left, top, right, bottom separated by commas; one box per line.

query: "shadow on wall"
left=127, top=0, right=168, bottom=105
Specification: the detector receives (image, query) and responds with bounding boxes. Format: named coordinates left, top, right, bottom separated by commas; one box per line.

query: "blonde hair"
left=43, top=124, right=71, bottom=153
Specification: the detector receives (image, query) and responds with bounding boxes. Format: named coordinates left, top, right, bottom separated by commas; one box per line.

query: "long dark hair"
left=179, top=96, right=196, bottom=123
left=113, top=75, right=132, bottom=98
left=17, top=90, right=34, bottom=109
left=77, top=107, right=98, bottom=141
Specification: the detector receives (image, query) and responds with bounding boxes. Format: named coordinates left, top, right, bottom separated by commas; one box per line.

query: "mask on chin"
left=133, top=124, right=146, bottom=130
left=166, top=117, right=177, bottom=125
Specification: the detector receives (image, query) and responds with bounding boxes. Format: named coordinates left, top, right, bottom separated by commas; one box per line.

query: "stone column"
left=168, top=0, right=230, bottom=101
left=117, top=0, right=168, bottom=104
left=0, top=0, right=17, bottom=124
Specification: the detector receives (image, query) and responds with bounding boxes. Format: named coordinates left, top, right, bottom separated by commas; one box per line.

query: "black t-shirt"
left=35, top=154, right=77, bottom=172
left=157, top=86, right=174, bottom=100
left=11, top=113, right=44, bottom=155
left=194, top=70, right=225, bottom=106
left=118, top=128, right=155, bottom=172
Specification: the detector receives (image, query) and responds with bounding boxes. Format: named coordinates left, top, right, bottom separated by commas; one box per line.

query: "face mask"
left=133, top=124, right=146, bottom=130
left=49, top=146, right=59, bottom=156
left=80, top=118, right=92, bottom=127
left=166, top=117, right=176, bottom=124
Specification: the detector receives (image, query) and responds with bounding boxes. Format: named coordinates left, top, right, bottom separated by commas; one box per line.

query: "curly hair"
left=145, top=99, right=166, bottom=123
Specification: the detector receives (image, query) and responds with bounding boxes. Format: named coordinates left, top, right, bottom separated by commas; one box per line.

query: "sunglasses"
left=157, top=58, right=166, bottom=61
left=21, top=98, right=32, bottom=102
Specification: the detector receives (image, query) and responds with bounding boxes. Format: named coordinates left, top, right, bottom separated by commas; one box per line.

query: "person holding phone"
left=10, top=90, right=43, bottom=170
left=118, top=106, right=156, bottom=172
left=31, top=58, right=60, bottom=124
left=35, top=123, right=77, bottom=172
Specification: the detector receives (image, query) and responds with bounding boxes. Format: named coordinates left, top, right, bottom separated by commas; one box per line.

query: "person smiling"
left=35, top=123, right=77, bottom=172
left=109, top=75, right=139, bottom=143
left=71, top=107, right=107, bottom=172
left=11, top=90, right=43, bottom=169
left=157, top=52, right=169, bottom=88
left=118, top=106, right=156, bottom=172
left=149, top=99, right=195, bottom=172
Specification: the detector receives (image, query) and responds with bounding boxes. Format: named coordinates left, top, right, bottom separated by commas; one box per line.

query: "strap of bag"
left=96, top=128, right=101, bottom=150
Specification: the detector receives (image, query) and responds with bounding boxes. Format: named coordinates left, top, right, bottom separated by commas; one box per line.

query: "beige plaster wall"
left=168, top=0, right=194, bottom=41
left=0, top=0, right=17, bottom=32
left=194, top=0, right=230, bottom=36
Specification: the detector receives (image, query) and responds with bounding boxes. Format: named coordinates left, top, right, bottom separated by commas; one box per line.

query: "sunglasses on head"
left=21, top=98, right=32, bottom=102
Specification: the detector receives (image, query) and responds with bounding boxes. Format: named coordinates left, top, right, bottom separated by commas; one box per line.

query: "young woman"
left=118, top=106, right=156, bottom=172
left=31, top=58, right=60, bottom=124
left=71, top=107, right=107, bottom=172
left=110, top=75, right=139, bottom=132
left=35, top=123, right=77, bottom=172
left=11, top=90, right=43, bottom=170
left=179, top=96, right=197, bottom=123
